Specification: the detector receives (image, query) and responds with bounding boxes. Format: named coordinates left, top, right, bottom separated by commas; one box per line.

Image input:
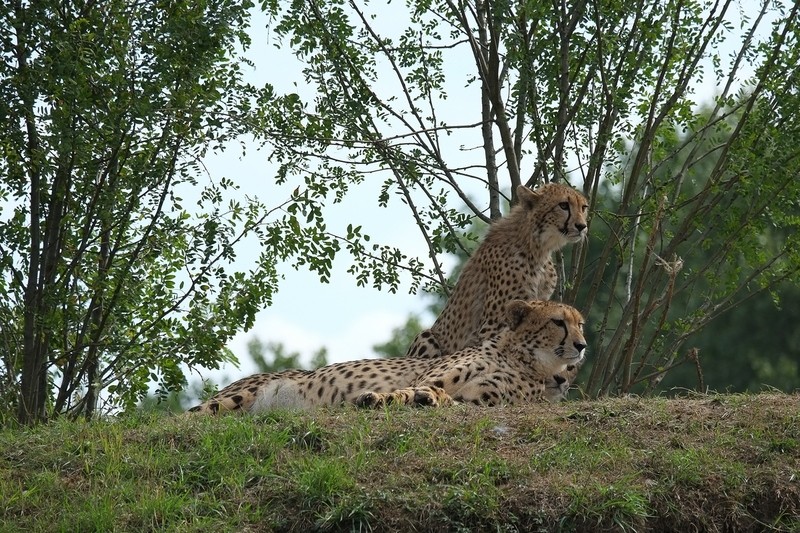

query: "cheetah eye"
left=582, top=205, right=589, bottom=212
left=558, top=202, right=569, bottom=210
left=551, top=319, right=566, bottom=327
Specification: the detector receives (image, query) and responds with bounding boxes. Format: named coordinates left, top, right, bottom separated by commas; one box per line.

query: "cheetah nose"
left=574, top=341, right=587, bottom=353
left=575, top=223, right=587, bottom=232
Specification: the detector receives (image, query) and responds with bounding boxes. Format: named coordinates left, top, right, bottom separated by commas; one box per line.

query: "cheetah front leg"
left=452, top=375, right=548, bottom=405
left=355, top=386, right=454, bottom=408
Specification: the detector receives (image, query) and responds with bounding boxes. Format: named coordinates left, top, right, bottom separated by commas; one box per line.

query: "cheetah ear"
left=505, top=299, right=533, bottom=330
left=516, top=185, right=540, bottom=210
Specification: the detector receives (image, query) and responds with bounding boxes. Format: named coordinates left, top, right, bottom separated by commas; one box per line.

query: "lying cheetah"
left=405, top=182, right=589, bottom=399
left=187, top=300, right=586, bottom=414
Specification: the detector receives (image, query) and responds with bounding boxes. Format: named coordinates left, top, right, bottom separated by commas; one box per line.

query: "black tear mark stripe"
left=548, top=203, right=572, bottom=235
left=558, top=321, right=568, bottom=345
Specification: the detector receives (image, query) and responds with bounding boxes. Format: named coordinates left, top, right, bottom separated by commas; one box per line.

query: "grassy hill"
left=1, top=393, right=798, bottom=532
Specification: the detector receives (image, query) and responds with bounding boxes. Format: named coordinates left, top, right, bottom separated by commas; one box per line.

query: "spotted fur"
left=405, top=182, right=589, bottom=400
left=187, top=300, right=587, bottom=414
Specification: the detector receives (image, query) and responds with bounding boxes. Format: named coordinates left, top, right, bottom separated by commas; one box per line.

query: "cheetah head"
left=505, top=299, right=587, bottom=372
left=516, top=183, right=589, bottom=246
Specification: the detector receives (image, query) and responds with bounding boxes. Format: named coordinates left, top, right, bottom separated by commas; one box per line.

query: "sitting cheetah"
left=405, top=182, right=589, bottom=400
left=187, top=300, right=587, bottom=414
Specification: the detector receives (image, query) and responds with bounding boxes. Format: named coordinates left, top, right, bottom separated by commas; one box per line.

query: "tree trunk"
left=19, top=175, right=47, bottom=424
left=16, top=13, right=47, bottom=424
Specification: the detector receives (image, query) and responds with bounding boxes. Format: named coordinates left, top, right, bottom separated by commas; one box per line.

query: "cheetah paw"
left=412, top=386, right=454, bottom=408
left=355, top=392, right=387, bottom=408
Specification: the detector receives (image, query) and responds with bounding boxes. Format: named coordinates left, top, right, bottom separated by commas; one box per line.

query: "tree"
left=575, top=99, right=800, bottom=395
left=5, top=0, right=800, bottom=425
left=0, top=0, right=277, bottom=423
left=259, top=0, right=800, bottom=395
left=0, top=1, right=356, bottom=424
left=664, top=283, right=800, bottom=393
left=372, top=314, right=426, bottom=359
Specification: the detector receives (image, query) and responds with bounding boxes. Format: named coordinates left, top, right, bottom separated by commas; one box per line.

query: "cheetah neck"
left=485, top=207, right=559, bottom=264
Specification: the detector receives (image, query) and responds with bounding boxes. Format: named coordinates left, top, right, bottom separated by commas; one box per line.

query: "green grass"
left=1, top=393, right=799, bottom=531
